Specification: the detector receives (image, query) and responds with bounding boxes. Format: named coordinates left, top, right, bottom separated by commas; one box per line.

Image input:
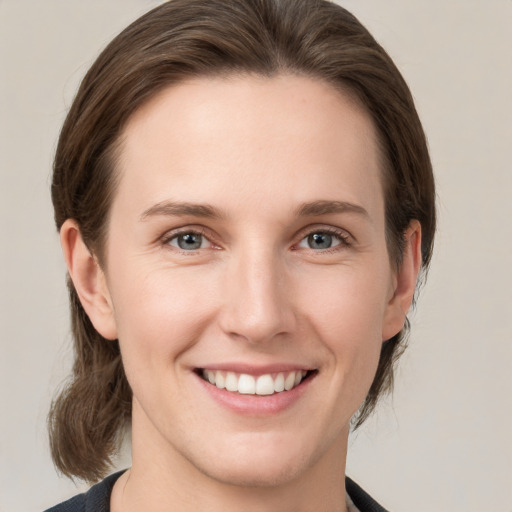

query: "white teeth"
left=256, top=374, right=275, bottom=395
left=225, top=371, right=238, bottom=392
left=203, top=369, right=310, bottom=395
left=238, top=374, right=256, bottom=394
left=215, top=371, right=225, bottom=389
left=284, top=372, right=295, bottom=391
left=274, top=373, right=285, bottom=392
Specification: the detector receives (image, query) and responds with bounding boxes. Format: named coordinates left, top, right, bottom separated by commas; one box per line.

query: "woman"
left=46, top=0, right=435, bottom=510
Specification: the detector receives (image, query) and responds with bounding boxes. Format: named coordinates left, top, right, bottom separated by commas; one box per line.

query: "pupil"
left=178, top=233, right=202, bottom=250
left=308, top=233, right=332, bottom=249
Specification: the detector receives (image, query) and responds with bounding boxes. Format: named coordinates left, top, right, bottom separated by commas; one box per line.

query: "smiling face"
left=66, top=74, right=419, bottom=492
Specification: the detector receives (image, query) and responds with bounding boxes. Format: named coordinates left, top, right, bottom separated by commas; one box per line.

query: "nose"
left=217, top=247, right=297, bottom=345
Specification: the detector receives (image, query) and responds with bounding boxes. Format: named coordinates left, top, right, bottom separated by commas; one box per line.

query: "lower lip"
left=194, top=372, right=315, bottom=416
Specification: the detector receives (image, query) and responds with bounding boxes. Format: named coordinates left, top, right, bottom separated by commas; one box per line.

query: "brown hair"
left=49, top=0, right=435, bottom=482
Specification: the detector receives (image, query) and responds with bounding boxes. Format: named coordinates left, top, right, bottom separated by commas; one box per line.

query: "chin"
left=200, top=456, right=307, bottom=489
left=187, top=433, right=321, bottom=488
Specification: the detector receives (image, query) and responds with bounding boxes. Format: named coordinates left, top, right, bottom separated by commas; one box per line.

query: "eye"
left=297, top=230, right=348, bottom=251
left=166, top=231, right=210, bottom=251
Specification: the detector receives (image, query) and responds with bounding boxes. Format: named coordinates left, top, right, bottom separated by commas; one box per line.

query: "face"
left=93, top=75, right=410, bottom=487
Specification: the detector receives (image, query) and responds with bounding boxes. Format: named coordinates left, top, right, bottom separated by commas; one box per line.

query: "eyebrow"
left=139, top=199, right=369, bottom=222
left=139, top=201, right=224, bottom=221
left=295, top=200, right=369, bottom=219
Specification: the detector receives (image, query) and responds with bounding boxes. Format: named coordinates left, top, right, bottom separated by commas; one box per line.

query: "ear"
left=382, top=220, right=422, bottom=341
left=60, top=219, right=118, bottom=340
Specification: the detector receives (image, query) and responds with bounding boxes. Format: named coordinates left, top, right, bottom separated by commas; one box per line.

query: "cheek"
left=296, top=264, right=389, bottom=390
left=109, top=263, right=219, bottom=377
left=297, top=263, right=389, bottom=341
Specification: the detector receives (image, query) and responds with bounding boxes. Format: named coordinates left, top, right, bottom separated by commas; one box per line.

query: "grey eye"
left=307, top=233, right=333, bottom=249
left=298, top=232, right=342, bottom=250
left=170, top=232, right=205, bottom=250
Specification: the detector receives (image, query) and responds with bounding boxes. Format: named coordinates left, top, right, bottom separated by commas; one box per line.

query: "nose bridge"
left=219, top=243, right=295, bottom=343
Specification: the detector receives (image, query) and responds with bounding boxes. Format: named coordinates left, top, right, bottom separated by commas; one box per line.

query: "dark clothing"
left=44, top=471, right=389, bottom=512
left=44, top=471, right=122, bottom=512
left=346, top=477, right=390, bottom=512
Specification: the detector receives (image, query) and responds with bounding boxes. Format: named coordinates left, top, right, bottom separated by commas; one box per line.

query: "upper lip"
left=194, top=363, right=315, bottom=376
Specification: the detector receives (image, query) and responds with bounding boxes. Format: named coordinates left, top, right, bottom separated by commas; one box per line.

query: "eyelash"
left=161, top=226, right=352, bottom=254
left=161, top=227, right=213, bottom=252
left=294, top=227, right=352, bottom=253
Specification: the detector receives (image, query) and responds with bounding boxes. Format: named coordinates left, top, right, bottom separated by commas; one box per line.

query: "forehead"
left=115, top=74, right=384, bottom=222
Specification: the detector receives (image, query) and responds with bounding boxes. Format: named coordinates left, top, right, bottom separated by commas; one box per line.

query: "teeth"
left=225, top=372, right=238, bottom=392
left=284, top=372, right=295, bottom=391
left=255, top=374, right=275, bottom=395
left=274, top=373, right=285, bottom=392
left=202, top=369, right=309, bottom=396
left=238, top=374, right=256, bottom=394
left=215, top=372, right=226, bottom=389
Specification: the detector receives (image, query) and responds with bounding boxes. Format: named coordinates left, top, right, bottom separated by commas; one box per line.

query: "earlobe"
left=382, top=220, right=422, bottom=341
left=60, top=219, right=118, bottom=340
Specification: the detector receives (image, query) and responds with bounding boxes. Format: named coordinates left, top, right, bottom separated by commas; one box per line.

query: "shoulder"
left=346, top=476, right=390, bottom=512
left=43, top=471, right=125, bottom=512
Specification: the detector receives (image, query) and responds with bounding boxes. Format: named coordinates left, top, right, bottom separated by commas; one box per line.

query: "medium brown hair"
left=49, top=0, right=435, bottom=482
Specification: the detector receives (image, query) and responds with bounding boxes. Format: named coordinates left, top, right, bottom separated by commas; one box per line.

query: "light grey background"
left=1, top=1, right=511, bottom=511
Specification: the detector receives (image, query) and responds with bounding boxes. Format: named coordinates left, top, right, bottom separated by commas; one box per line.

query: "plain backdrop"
left=1, top=1, right=511, bottom=511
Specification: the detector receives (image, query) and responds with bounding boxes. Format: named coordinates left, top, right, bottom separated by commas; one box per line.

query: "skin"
left=61, top=74, right=421, bottom=512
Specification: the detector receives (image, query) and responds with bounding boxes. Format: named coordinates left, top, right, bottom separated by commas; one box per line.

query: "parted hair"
left=49, top=0, right=435, bottom=483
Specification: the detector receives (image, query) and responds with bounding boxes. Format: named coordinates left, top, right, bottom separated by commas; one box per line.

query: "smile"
left=199, top=369, right=314, bottom=396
